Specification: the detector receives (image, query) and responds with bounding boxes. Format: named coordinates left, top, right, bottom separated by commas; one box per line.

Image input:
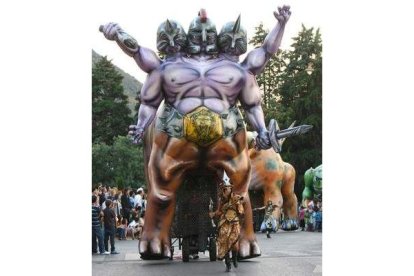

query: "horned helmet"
left=187, top=9, right=218, bottom=55
left=219, top=170, right=233, bottom=192
left=218, top=15, right=247, bottom=56
left=156, top=19, right=187, bottom=55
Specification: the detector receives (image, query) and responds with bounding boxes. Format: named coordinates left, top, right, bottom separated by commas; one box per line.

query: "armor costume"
left=216, top=192, right=244, bottom=260
left=260, top=203, right=278, bottom=233
left=210, top=176, right=244, bottom=272
left=254, top=200, right=278, bottom=238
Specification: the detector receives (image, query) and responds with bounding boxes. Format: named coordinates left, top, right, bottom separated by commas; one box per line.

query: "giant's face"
left=313, top=165, right=322, bottom=192
left=156, top=19, right=187, bottom=55
left=218, top=16, right=247, bottom=56
left=187, top=16, right=218, bottom=55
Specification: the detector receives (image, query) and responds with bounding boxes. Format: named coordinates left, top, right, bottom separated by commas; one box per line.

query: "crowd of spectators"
left=299, top=200, right=322, bottom=232
left=92, top=185, right=147, bottom=254
left=93, top=184, right=322, bottom=255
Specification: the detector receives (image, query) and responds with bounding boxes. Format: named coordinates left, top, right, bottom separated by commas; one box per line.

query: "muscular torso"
left=161, top=55, right=246, bottom=114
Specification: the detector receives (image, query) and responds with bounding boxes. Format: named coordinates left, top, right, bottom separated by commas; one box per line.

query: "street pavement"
left=92, top=230, right=322, bottom=276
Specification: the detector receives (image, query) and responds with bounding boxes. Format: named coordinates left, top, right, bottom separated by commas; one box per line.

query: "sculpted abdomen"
left=176, top=98, right=229, bottom=114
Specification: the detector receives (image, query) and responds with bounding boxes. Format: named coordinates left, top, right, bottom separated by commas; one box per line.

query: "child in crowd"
left=116, top=216, right=127, bottom=240
left=306, top=206, right=314, bottom=232
left=314, top=206, right=322, bottom=232
left=299, top=206, right=306, bottom=231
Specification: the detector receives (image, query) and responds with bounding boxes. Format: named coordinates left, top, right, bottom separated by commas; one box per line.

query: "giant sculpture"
left=100, top=5, right=296, bottom=260
left=247, top=130, right=299, bottom=231
left=302, top=164, right=322, bottom=206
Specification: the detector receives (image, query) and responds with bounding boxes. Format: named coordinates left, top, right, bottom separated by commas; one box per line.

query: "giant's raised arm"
left=241, top=5, right=291, bottom=75
left=239, top=73, right=271, bottom=150
left=100, top=23, right=161, bottom=73
left=239, top=73, right=266, bottom=132
left=128, top=69, right=164, bottom=143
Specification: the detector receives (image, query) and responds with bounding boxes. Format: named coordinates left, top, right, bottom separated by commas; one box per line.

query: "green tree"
left=111, top=136, right=146, bottom=189
left=248, top=23, right=322, bottom=201
left=92, top=136, right=146, bottom=189
left=92, top=142, right=113, bottom=185
left=92, top=56, right=133, bottom=145
left=277, top=25, right=322, bottom=199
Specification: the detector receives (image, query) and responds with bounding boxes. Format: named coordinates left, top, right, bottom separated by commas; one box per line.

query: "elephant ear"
left=279, top=120, right=296, bottom=146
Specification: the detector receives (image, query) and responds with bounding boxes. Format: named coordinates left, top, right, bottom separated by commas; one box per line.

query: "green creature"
left=302, top=164, right=322, bottom=206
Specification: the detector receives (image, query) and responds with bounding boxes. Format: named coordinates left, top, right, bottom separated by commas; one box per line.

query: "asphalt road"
left=92, top=230, right=322, bottom=276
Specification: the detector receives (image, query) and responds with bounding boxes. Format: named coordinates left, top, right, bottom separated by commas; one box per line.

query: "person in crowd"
left=314, top=205, right=322, bottom=232
left=305, top=204, right=314, bottom=232
left=134, top=188, right=144, bottom=209
left=99, top=187, right=107, bottom=206
left=101, top=199, right=107, bottom=210
left=106, top=187, right=113, bottom=200
left=141, top=192, right=147, bottom=216
left=104, top=186, right=110, bottom=199
left=92, top=195, right=109, bottom=255
left=299, top=206, right=306, bottom=231
left=92, top=186, right=99, bottom=196
left=129, top=190, right=135, bottom=209
left=103, top=199, right=119, bottom=254
left=112, top=194, right=122, bottom=217
left=316, top=201, right=322, bottom=210
left=121, top=188, right=132, bottom=223
left=131, top=205, right=142, bottom=223
left=116, top=215, right=127, bottom=240
left=209, top=179, right=244, bottom=272
left=126, top=216, right=144, bottom=240
left=254, top=200, right=279, bottom=238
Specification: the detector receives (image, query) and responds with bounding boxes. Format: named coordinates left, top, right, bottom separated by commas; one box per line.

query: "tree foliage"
left=278, top=25, right=322, bottom=196
left=92, top=136, right=146, bottom=189
left=92, top=56, right=133, bottom=145
left=249, top=24, right=322, bottom=200
left=92, top=57, right=144, bottom=188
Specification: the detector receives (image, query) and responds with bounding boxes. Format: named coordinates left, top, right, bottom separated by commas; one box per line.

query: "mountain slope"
left=92, top=50, right=142, bottom=115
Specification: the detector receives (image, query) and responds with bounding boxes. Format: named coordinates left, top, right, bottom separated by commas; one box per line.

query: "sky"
left=91, top=0, right=324, bottom=82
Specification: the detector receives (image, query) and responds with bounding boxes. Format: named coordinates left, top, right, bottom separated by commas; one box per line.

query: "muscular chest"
left=162, top=60, right=245, bottom=93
